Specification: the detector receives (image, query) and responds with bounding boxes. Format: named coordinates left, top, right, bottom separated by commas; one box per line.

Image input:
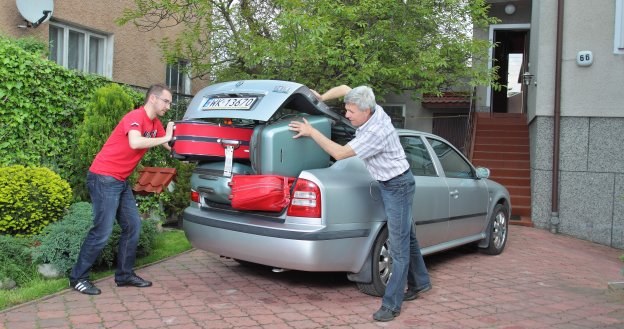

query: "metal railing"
left=462, top=87, right=478, bottom=159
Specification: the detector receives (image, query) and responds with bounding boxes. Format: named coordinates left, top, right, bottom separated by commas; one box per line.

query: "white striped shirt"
left=347, top=105, right=409, bottom=181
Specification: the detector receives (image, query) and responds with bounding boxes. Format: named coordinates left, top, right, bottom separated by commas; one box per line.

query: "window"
left=166, top=60, right=191, bottom=95
left=400, top=136, right=437, bottom=177
left=426, top=138, right=473, bottom=179
left=616, top=0, right=624, bottom=54
left=380, top=104, right=405, bottom=128
left=48, top=23, right=111, bottom=77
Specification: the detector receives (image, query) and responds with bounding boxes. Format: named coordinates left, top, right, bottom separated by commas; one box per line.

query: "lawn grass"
left=0, top=229, right=192, bottom=311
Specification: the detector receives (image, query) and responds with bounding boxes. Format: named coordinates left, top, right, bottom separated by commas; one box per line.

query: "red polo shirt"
left=89, top=107, right=165, bottom=180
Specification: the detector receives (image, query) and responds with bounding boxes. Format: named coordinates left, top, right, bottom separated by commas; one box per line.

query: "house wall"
left=528, top=0, right=624, bottom=248
left=382, top=92, right=432, bottom=133
left=0, top=0, right=207, bottom=94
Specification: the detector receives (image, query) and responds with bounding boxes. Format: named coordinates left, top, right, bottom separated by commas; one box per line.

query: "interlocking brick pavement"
left=1, top=226, right=623, bottom=328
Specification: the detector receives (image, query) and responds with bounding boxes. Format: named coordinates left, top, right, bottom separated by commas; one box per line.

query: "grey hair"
left=344, top=86, right=377, bottom=113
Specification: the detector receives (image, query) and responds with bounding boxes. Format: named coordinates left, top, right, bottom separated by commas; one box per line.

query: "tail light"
left=190, top=190, right=199, bottom=203
left=287, top=178, right=321, bottom=218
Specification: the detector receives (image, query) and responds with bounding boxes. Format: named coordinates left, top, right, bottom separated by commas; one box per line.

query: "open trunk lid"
left=182, top=80, right=351, bottom=127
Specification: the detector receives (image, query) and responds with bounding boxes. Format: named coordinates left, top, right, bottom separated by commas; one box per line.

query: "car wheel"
left=356, top=226, right=391, bottom=297
left=481, top=204, right=508, bottom=255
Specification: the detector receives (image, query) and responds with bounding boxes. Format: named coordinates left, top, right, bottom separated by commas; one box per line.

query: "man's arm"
left=312, top=85, right=352, bottom=102
left=128, top=122, right=174, bottom=150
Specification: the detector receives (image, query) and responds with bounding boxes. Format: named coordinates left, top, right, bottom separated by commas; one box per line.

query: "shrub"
left=0, top=166, right=72, bottom=236
left=32, top=202, right=159, bottom=274
left=163, top=161, right=195, bottom=222
left=11, top=36, right=47, bottom=56
left=0, top=235, right=36, bottom=287
left=0, top=35, right=110, bottom=181
left=31, top=202, right=94, bottom=275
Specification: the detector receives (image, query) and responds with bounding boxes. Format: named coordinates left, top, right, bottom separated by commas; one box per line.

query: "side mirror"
left=475, top=167, right=490, bottom=179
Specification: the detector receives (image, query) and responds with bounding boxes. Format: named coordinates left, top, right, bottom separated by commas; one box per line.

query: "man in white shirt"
left=289, top=85, right=431, bottom=322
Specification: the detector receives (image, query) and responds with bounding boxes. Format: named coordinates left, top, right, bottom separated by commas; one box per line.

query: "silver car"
left=182, top=80, right=510, bottom=296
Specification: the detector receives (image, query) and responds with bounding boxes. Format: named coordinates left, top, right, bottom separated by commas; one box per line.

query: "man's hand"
left=165, top=121, right=174, bottom=141
left=288, top=117, right=315, bottom=138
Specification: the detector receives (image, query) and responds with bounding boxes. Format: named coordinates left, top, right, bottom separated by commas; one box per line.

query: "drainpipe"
left=550, top=0, right=564, bottom=233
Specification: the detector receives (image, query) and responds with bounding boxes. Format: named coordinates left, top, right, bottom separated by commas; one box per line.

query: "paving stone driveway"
left=1, top=225, right=624, bottom=329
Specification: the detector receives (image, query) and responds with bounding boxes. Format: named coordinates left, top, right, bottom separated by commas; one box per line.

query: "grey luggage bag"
left=251, top=115, right=331, bottom=177
left=192, top=161, right=253, bottom=205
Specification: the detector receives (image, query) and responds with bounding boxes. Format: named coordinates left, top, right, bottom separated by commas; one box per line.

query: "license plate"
left=201, top=97, right=257, bottom=110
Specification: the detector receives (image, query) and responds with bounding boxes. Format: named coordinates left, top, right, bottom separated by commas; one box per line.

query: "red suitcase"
left=171, top=121, right=254, bottom=164
left=228, top=175, right=295, bottom=212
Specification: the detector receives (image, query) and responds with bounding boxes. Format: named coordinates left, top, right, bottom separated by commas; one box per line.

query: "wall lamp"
left=522, top=72, right=535, bottom=86
left=505, top=3, right=517, bottom=15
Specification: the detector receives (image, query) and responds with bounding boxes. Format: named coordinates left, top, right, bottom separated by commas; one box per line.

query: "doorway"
left=491, top=29, right=529, bottom=114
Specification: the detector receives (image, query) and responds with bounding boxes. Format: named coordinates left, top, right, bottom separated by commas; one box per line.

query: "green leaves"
left=0, top=165, right=72, bottom=236
left=119, top=0, right=498, bottom=97
left=0, top=35, right=110, bottom=185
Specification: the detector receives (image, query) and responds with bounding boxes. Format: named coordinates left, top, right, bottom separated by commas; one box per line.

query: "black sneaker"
left=373, top=306, right=400, bottom=322
left=70, top=279, right=101, bottom=295
left=115, top=274, right=152, bottom=287
left=403, top=284, right=432, bottom=301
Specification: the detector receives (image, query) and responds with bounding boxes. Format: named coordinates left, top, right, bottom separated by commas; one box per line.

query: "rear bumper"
left=183, top=207, right=373, bottom=272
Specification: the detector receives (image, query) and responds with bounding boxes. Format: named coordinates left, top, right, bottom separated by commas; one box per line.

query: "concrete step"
left=490, top=176, right=530, bottom=187
left=475, top=136, right=529, bottom=145
left=505, top=185, right=531, bottom=196
left=473, top=150, right=529, bottom=161
left=472, top=159, right=530, bottom=169
left=512, top=205, right=531, bottom=217
left=476, top=129, right=529, bottom=138
left=477, top=123, right=529, bottom=132
left=509, top=215, right=533, bottom=227
left=488, top=168, right=530, bottom=177
left=472, top=144, right=529, bottom=153
left=511, top=195, right=531, bottom=207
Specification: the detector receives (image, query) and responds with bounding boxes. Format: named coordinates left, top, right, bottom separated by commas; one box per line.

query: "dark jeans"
left=379, top=171, right=431, bottom=313
left=70, top=172, right=141, bottom=282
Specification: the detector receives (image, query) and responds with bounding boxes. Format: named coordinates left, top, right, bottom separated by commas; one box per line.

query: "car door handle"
left=449, top=190, right=459, bottom=198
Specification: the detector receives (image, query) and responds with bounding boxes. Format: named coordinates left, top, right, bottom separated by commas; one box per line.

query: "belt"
left=378, top=169, right=410, bottom=183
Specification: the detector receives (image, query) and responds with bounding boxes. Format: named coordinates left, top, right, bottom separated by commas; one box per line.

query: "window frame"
left=616, top=0, right=624, bottom=54
left=166, top=60, right=192, bottom=95
left=400, top=135, right=438, bottom=177
left=380, top=103, right=406, bottom=128
left=426, top=137, right=475, bottom=179
left=48, top=22, right=112, bottom=78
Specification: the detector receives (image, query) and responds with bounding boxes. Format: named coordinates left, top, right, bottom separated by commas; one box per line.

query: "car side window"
left=426, top=138, right=473, bottom=179
left=400, top=136, right=437, bottom=177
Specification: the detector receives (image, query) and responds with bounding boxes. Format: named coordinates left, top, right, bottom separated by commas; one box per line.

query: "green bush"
left=11, top=36, right=47, bottom=57
left=164, top=162, right=195, bottom=222
left=0, top=166, right=72, bottom=236
left=32, top=202, right=159, bottom=274
left=71, top=84, right=142, bottom=201
left=0, top=36, right=111, bottom=181
left=0, top=235, right=36, bottom=287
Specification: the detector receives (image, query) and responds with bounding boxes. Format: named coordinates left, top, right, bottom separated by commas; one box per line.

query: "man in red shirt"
left=69, top=84, right=174, bottom=295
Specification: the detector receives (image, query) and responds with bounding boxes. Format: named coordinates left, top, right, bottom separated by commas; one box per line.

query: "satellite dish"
left=16, top=0, right=54, bottom=28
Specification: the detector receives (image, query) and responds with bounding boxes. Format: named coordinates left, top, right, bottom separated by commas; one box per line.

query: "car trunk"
left=176, top=80, right=355, bottom=212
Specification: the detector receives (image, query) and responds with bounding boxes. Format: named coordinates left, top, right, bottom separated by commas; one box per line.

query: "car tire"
left=356, top=226, right=391, bottom=297
left=480, top=204, right=509, bottom=255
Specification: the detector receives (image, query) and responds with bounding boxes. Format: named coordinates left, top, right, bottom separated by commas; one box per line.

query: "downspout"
left=550, top=0, right=564, bottom=233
